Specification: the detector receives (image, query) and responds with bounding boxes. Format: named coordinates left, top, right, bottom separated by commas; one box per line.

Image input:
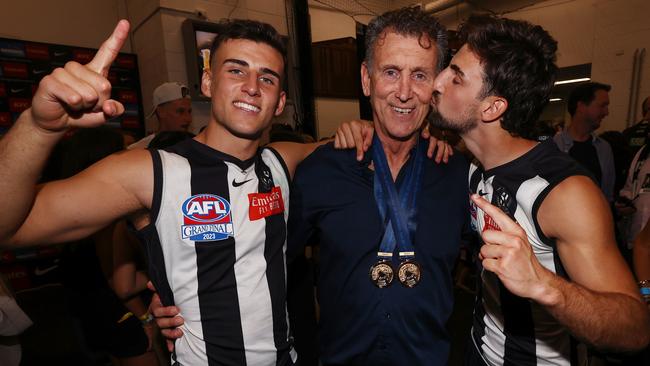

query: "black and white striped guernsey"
left=468, top=140, right=590, bottom=366
left=139, top=138, right=297, bottom=366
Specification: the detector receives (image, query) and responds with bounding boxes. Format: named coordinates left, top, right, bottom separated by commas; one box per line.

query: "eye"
left=452, top=76, right=461, bottom=85
left=384, top=69, right=399, bottom=79
left=259, top=76, right=276, bottom=85
left=228, top=68, right=244, bottom=76
left=413, top=72, right=428, bottom=81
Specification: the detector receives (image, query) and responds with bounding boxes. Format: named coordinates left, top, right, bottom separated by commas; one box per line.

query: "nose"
left=242, top=73, right=261, bottom=96
left=395, top=76, right=412, bottom=103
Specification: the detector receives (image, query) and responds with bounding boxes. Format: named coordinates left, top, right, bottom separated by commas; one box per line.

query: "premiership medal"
left=371, top=134, right=425, bottom=289
left=369, top=261, right=394, bottom=288
left=397, top=260, right=421, bottom=288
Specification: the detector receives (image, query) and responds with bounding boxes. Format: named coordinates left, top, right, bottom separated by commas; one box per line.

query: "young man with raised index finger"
left=0, top=18, right=329, bottom=366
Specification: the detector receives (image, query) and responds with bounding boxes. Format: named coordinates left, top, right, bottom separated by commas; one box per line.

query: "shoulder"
left=297, top=142, right=355, bottom=172
left=538, top=174, right=611, bottom=239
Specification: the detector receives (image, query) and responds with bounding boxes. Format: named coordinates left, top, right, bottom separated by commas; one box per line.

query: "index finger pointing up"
left=471, top=194, right=520, bottom=233
left=87, top=19, right=130, bottom=75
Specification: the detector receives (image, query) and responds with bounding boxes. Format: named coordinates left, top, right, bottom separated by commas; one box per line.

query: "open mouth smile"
left=234, top=101, right=261, bottom=113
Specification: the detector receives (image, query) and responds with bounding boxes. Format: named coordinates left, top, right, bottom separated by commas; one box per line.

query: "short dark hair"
left=567, top=82, right=611, bottom=117
left=365, top=7, right=447, bottom=72
left=459, top=15, right=558, bottom=140
left=209, top=19, right=286, bottom=68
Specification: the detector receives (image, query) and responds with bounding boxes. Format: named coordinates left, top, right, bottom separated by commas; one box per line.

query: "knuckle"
left=97, top=80, right=112, bottom=94
left=64, top=61, right=80, bottom=70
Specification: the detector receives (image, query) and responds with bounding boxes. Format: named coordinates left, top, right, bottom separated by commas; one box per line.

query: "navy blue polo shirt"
left=288, top=139, right=469, bottom=365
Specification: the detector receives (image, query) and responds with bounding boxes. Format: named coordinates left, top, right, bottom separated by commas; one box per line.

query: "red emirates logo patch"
left=483, top=212, right=501, bottom=232
left=248, top=186, right=284, bottom=220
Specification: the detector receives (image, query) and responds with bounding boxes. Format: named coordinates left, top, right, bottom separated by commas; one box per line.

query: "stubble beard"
left=429, top=106, right=478, bottom=134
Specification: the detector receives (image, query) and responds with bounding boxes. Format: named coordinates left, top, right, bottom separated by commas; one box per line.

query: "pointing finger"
left=471, top=194, right=520, bottom=233
left=87, top=19, right=130, bottom=75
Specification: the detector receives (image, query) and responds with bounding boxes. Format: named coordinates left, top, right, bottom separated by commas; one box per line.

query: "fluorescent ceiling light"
left=549, top=98, right=562, bottom=102
left=554, top=77, right=590, bottom=85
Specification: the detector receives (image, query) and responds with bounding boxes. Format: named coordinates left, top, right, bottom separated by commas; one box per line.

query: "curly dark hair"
left=458, top=15, right=558, bottom=139
left=209, top=19, right=286, bottom=68
left=567, top=82, right=611, bottom=117
left=365, top=7, right=447, bottom=72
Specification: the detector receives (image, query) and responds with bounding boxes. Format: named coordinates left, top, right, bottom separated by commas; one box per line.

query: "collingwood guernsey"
left=468, top=140, right=590, bottom=366
left=139, top=138, right=296, bottom=366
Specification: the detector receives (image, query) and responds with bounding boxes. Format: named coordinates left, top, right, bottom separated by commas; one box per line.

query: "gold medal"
left=398, top=260, right=421, bottom=288
left=369, top=261, right=394, bottom=288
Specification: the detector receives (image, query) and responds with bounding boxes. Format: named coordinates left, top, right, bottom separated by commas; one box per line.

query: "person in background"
left=554, top=82, right=616, bottom=202
left=624, top=96, right=650, bottom=153
left=129, top=82, right=192, bottom=149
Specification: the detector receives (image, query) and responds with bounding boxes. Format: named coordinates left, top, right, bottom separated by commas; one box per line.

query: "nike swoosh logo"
left=232, top=178, right=253, bottom=187
left=53, top=51, right=67, bottom=57
left=478, top=189, right=488, bottom=196
left=10, top=88, right=26, bottom=93
left=32, top=69, right=47, bottom=74
left=34, top=265, right=58, bottom=276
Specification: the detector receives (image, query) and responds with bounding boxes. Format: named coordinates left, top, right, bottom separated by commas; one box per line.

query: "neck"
left=376, top=130, right=418, bottom=181
left=461, top=127, right=538, bottom=171
left=195, top=120, right=261, bottom=161
left=567, top=117, right=592, bottom=141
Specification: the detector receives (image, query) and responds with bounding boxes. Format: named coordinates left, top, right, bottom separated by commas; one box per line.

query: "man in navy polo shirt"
left=150, top=7, right=465, bottom=365
left=287, top=7, right=468, bottom=365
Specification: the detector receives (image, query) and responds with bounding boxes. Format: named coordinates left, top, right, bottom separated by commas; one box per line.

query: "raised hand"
left=471, top=194, right=553, bottom=302
left=30, top=20, right=129, bottom=132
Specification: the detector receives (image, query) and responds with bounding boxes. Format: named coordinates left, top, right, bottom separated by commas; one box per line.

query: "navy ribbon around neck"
left=372, top=133, right=424, bottom=261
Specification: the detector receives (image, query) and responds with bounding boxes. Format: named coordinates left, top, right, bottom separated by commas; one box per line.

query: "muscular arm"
left=537, top=176, right=650, bottom=351
left=7, top=148, right=152, bottom=246
left=0, top=21, right=149, bottom=247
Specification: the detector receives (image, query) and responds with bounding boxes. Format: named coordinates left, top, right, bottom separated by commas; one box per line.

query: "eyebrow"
left=450, top=64, right=465, bottom=78
left=223, top=58, right=281, bottom=80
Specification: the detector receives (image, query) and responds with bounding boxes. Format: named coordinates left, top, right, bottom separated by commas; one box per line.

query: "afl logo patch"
left=181, top=194, right=234, bottom=242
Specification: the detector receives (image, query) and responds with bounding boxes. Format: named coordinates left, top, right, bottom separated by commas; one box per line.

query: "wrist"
left=532, top=270, right=563, bottom=307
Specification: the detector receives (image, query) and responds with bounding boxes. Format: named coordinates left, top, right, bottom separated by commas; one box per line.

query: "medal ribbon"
left=372, top=134, right=424, bottom=262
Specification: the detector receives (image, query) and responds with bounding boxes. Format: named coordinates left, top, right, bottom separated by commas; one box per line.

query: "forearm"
left=540, top=275, right=650, bottom=352
left=0, top=111, right=64, bottom=242
left=634, top=240, right=650, bottom=280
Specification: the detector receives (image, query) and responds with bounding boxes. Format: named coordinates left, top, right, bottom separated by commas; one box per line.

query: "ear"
left=201, top=70, right=212, bottom=97
left=481, top=96, right=508, bottom=123
left=274, top=91, right=287, bottom=116
left=361, top=62, right=371, bottom=97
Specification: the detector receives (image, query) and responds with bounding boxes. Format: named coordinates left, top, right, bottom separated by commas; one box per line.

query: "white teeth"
left=393, top=106, right=413, bottom=114
left=234, top=102, right=260, bottom=113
